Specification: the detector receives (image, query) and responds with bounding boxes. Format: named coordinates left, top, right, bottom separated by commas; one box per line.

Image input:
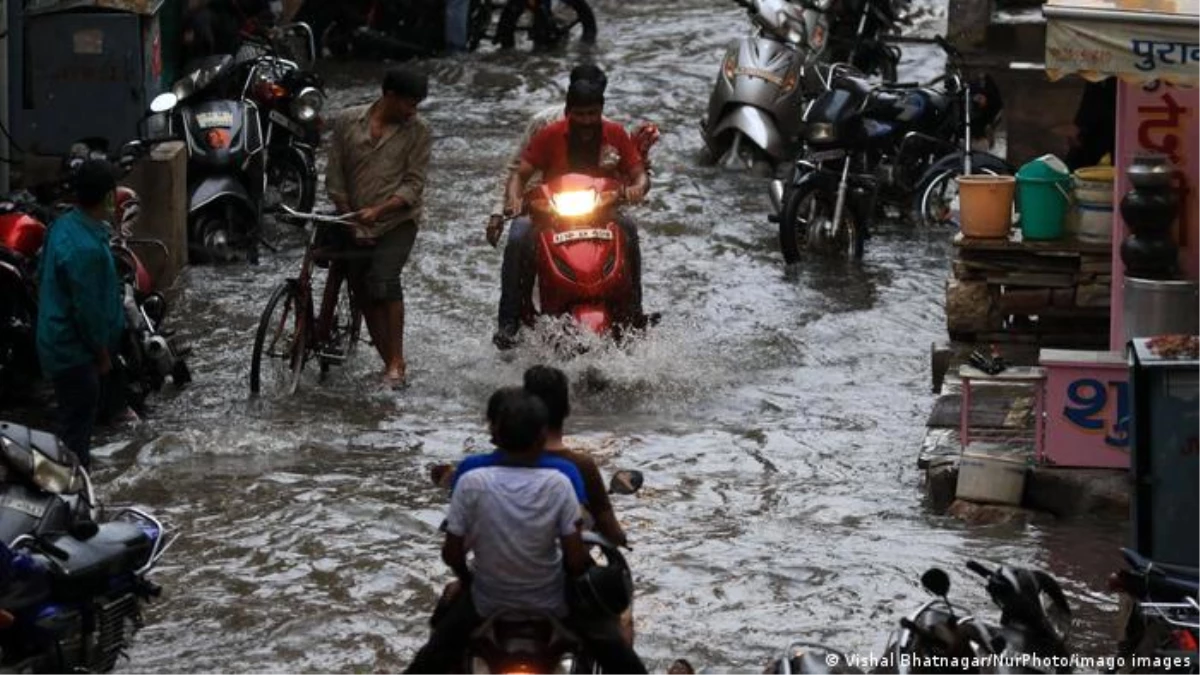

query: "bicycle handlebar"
left=276, top=203, right=355, bottom=225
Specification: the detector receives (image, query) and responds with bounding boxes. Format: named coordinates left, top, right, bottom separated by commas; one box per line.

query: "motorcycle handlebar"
left=966, top=560, right=991, bottom=579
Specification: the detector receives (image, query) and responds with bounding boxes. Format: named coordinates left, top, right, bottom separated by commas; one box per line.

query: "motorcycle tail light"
left=1107, top=572, right=1129, bottom=594
left=1174, top=629, right=1199, bottom=652
left=723, top=49, right=738, bottom=79
left=0, top=609, right=13, bottom=629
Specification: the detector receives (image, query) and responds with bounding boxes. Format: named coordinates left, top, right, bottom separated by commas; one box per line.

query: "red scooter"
left=522, top=174, right=640, bottom=338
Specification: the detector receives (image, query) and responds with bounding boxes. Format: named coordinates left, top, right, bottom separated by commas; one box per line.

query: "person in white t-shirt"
left=404, top=389, right=646, bottom=674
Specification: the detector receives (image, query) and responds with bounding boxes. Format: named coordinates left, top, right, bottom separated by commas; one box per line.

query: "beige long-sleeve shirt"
left=326, top=102, right=432, bottom=239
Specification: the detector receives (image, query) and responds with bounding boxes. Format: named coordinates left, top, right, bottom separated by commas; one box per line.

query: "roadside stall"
left=1030, top=0, right=1198, bottom=470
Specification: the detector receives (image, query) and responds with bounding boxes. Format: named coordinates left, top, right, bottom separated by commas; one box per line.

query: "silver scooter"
left=700, top=0, right=831, bottom=171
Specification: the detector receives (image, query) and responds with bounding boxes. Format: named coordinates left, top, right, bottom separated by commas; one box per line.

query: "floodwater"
left=75, top=0, right=1128, bottom=671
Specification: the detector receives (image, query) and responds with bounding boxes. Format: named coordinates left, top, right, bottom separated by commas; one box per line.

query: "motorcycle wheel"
left=266, top=148, right=316, bottom=215
left=779, top=179, right=865, bottom=264
left=250, top=282, right=309, bottom=397
left=913, top=167, right=1002, bottom=228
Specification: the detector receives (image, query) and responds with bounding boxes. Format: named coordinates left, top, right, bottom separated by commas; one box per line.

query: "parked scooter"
left=701, top=0, right=832, bottom=171
left=963, top=560, right=1073, bottom=671
left=144, top=58, right=267, bottom=263
left=773, top=36, right=1007, bottom=262
left=880, top=567, right=1001, bottom=673
left=0, top=423, right=172, bottom=673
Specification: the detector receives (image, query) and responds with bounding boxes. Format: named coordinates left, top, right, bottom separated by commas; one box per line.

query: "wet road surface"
left=79, top=0, right=1130, bottom=670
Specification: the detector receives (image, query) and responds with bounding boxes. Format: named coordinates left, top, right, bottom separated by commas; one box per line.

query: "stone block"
left=1026, top=467, right=1130, bottom=519
left=126, top=142, right=188, bottom=289
left=925, top=459, right=960, bottom=513
left=947, top=280, right=1000, bottom=333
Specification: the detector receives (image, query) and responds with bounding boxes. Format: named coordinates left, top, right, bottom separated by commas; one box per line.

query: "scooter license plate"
left=552, top=229, right=613, bottom=244
left=0, top=491, right=47, bottom=518
left=808, top=149, right=846, bottom=163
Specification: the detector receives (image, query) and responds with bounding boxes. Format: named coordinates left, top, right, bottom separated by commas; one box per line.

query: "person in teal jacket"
left=36, top=160, right=125, bottom=467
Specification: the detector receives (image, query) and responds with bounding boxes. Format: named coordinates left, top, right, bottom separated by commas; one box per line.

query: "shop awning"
left=1044, top=0, right=1200, bottom=85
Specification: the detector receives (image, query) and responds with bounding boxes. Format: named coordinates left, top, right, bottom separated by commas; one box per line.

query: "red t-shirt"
left=521, top=119, right=643, bottom=181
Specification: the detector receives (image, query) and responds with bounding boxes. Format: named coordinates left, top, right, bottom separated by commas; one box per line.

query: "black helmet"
left=567, top=543, right=633, bottom=618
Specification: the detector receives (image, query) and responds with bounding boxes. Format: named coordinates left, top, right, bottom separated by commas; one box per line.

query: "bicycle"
left=249, top=205, right=364, bottom=397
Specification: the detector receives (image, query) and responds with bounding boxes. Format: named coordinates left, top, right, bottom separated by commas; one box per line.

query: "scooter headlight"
left=551, top=189, right=598, bottom=217
left=291, top=86, right=324, bottom=123
left=807, top=122, right=836, bottom=143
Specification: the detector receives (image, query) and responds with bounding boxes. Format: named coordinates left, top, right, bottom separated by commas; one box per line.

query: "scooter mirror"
left=608, top=470, right=644, bottom=495
left=921, top=568, right=951, bottom=597
left=150, top=93, right=179, bottom=114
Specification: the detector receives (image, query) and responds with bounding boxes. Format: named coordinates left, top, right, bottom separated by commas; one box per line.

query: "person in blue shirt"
left=450, top=386, right=588, bottom=504
left=36, top=159, right=125, bottom=467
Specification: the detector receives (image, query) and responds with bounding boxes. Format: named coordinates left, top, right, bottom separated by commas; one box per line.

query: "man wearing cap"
left=490, top=68, right=653, bottom=349
left=326, top=67, right=432, bottom=388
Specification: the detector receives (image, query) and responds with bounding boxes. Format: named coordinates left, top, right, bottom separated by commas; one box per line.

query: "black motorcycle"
left=775, top=35, right=1007, bottom=262
left=144, top=57, right=267, bottom=263
left=964, top=560, right=1073, bottom=671
left=1110, top=548, right=1199, bottom=674
left=238, top=39, right=324, bottom=217
left=0, top=422, right=171, bottom=673
left=0, top=421, right=98, bottom=545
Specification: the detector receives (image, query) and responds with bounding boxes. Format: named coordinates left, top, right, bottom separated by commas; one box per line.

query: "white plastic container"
left=956, top=452, right=1028, bottom=506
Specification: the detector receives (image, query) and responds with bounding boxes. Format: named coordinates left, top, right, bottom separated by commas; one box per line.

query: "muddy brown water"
left=29, top=0, right=1129, bottom=670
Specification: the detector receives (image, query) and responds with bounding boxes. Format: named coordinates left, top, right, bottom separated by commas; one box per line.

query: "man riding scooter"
left=492, top=78, right=650, bottom=349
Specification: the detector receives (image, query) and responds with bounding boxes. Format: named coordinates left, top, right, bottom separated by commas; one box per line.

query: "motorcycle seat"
left=471, top=612, right=581, bottom=653
left=833, top=74, right=873, bottom=98
left=1123, top=548, right=1200, bottom=581
left=39, top=522, right=154, bottom=596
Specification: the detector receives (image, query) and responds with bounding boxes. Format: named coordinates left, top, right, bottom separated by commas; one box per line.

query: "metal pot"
left=1126, top=154, right=1174, bottom=189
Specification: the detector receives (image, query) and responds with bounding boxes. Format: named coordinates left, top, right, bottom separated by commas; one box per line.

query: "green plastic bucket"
left=1016, top=156, right=1072, bottom=240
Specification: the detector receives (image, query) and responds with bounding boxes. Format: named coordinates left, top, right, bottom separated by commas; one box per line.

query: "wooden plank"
left=986, top=272, right=1079, bottom=287
left=954, top=232, right=1112, bottom=254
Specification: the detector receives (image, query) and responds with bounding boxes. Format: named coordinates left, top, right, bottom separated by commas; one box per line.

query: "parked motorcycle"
left=236, top=25, right=324, bottom=216
left=0, top=423, right=171, bottom=673
left=1110, top=548, right=1199, bottom=673
left=520, top=174, right=649, bottom=341
left=0, top=196, right=48, bottom=403
left=145, top=57, right=267, bottom=263
left=0, top=421, right=97, bottom=545
left=963, top=560, right=1073, bottom=670
left=773, top=36, right=1007, bottom=262
left=490, top=0, right=598, bottom=49
left=108, top=187, right=193, bottom=416
left=701, top=0, right=832, bottom=171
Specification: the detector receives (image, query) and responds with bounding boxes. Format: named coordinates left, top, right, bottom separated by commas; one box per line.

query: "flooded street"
left=88, top=0, right=1127, bottom=670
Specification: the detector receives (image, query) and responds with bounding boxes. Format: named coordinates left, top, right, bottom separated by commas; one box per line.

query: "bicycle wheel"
left=250, top=282, right=309, bottom=397
left=318, top=274, right=362, bottom=378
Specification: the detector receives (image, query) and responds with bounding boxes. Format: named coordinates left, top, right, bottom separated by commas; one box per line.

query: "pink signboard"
left=1040, top=350, right=1130, bottom=468
left=1110, top=81, right=1200, bottom=350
